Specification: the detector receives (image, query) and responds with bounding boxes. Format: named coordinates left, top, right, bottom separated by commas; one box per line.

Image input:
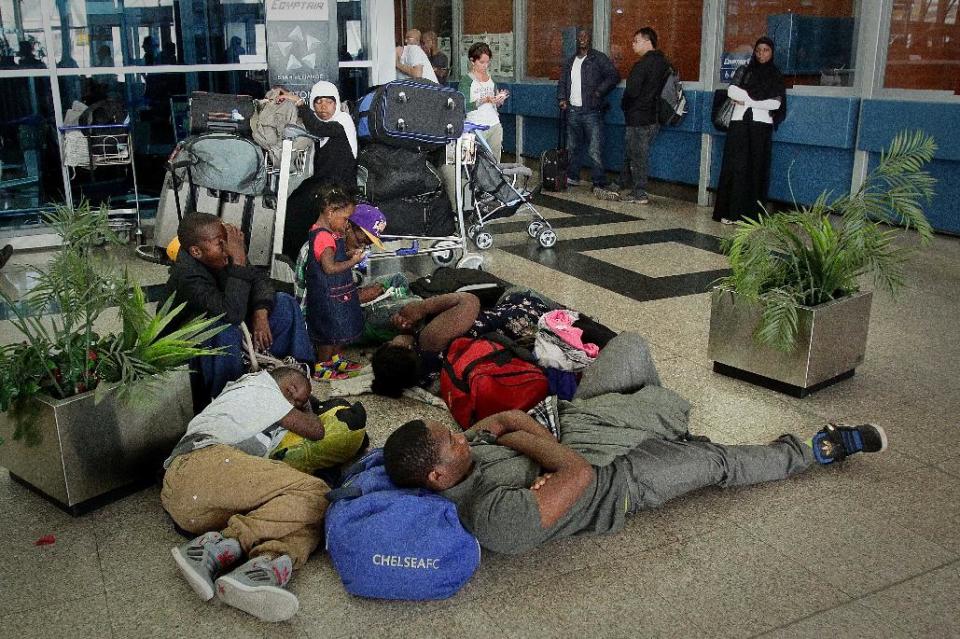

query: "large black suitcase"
left=378, top=192, right=455, bottom=237
left=540, top=111, right=568, bottom=192
left=358, top=143, right=442, bottom=201
left=189, top=91, right=255, bottom=135
left=357, top=80, right=465, bottom=151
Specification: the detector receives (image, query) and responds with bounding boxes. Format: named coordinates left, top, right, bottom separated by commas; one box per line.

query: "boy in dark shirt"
left=164, top=212, right=314, bottom=403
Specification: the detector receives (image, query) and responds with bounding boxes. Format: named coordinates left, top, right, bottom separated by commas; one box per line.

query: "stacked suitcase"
left=356, top=79, right=465, bottom=237
left=153, top=92, right=277, bottom=266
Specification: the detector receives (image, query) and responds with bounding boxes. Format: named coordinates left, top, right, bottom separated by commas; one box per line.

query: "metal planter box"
left=0, top=368, right=193, bottom=514
left=708, top=290, right=873, bottom=397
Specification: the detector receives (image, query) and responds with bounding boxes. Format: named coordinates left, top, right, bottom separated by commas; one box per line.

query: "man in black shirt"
left=620, top=27, right=670, bottom=205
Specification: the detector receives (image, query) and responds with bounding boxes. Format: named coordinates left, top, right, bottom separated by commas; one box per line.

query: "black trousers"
left=712, top=119, right=773, bottom=222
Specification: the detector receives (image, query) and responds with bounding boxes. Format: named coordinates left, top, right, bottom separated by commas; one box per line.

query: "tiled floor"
left=2, top=184, right=959, bottom=638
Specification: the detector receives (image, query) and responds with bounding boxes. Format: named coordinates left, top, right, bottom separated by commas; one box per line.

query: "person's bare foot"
left=0, top=244, right=12, bottom=270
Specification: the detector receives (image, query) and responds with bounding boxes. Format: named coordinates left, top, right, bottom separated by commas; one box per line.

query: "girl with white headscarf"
left=278, top=81, right=359, bottom=259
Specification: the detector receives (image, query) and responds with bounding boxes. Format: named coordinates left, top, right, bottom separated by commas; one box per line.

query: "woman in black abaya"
left=712, top=36, right=787, bottom=224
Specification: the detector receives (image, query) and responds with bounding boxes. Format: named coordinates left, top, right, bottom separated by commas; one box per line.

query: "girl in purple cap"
left=304, top=185, right=367, bottom=380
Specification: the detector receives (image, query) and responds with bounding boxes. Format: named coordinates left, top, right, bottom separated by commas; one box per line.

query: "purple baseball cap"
left=349, top=203, right=386, bottom=250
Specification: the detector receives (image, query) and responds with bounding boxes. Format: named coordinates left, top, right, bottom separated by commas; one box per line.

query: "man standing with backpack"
left=620, top=27, right=669, bottom=205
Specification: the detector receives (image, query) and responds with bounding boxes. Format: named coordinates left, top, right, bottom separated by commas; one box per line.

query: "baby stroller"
left=464, top=124, right=556, bottom=250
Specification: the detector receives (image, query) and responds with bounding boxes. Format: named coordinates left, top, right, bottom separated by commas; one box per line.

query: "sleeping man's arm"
left=495, top=430, right=594, bottom=529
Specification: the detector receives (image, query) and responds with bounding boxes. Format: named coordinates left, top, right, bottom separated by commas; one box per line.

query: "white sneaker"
left=215, top=555, right=299, bottom=622
left=171, top=532, right=241, bottom=601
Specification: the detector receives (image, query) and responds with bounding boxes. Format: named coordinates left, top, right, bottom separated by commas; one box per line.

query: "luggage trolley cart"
left=270, top=127, right=482, bottom=282
left=368, top=129, right=482, bottom=271
left=59, top=121, right=143, bottom=245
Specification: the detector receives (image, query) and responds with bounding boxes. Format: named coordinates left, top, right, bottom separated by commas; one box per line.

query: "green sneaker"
left=215, top=555, right=299, bottom=622
left=171, top=532, right=241, bottom=601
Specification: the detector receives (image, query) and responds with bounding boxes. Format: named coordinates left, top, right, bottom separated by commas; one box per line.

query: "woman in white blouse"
left=457, top=41, right=508, bottom=161
left=712, top=36, right=787, bottom=225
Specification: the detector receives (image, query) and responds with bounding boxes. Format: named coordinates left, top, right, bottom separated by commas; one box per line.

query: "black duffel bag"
left=359, top=144, right=442, bottom=202
left=378, top=191, right=455, bottom=237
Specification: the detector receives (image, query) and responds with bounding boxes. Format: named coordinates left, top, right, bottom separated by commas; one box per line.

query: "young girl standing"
left=305, top=185, right=366, bottom=380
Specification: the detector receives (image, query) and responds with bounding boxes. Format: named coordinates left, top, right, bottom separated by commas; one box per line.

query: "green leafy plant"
left=714, top=129, right=936, bottom=352
left=0, top=202, right=225, bottom=445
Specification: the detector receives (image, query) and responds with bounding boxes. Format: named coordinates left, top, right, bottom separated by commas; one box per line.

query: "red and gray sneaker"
left=812, top=423, right=888, bottom=465
left=215, top=554, right=298, bottom=622
left=171, top=532, right=242, bottom=601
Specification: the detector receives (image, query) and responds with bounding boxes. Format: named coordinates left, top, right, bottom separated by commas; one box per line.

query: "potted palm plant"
left=0, top=203, right=224, bottom=513
left=708, top=130, right=936, bottom=396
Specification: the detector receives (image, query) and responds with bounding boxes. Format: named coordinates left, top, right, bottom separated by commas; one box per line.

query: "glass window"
left=50, top=0, right=267, bottom=68
left=526, top=0, right=592, bottom=80
left=408, top=0, right=452, bottom=78
left=885, top=0, right=960, bottom=94
left=339, top=0, right=368, bottom=61
left=0, top=0, right=48, bottom=70
left=462, top=0, right=512, bottom=77
left=610, top=0, right=702, bottom=82
left=0, top=75, right=60, bottom=228
left=723, top=0, right=856, bottom=87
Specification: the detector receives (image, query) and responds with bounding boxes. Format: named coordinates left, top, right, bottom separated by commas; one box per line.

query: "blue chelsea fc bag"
left=324, top=449, right=481, bottom=600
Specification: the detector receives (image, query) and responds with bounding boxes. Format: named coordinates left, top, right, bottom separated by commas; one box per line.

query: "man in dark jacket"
left=557, top=29, right=619, bottom=191
left=164, top=213, right=314, bottom=403
left=620, top=27, right=670, bottom=205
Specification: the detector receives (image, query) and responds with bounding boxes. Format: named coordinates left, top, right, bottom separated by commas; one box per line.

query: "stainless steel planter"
left=0, top=368, right=193, bottom=513
left=708, top=290, right=873, bottom=396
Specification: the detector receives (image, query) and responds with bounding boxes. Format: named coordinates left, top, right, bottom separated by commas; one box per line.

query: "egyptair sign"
left=266, top=0, right=328, bottom=22
left=266, top=0, right=337, bottom=95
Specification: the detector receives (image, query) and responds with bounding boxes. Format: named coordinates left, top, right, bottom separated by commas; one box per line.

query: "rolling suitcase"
left=153, top=171, right=276, bottom=267
left=357, top=80, right=465, bottom=151
left=540, top=111, right=568, bottom=192
left=189, top=92, right=256, bottom=135
left=218, top=194, right=275, bottom=266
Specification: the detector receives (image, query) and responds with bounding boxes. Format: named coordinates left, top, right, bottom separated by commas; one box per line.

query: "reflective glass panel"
left=462, top=0, right=512, bottom=77
left=50, top=0, right=267, bottom=68
left=526, top=0, right=592, bottom=80
left=0, top=75, right=60, bottom=227
left=0, top=0, right=48, bottom=70
left=723, top=0, right=856, bottom=87
left=885, top=0, right=960, bottom=93
left=610, top=0, right=702, bottom=82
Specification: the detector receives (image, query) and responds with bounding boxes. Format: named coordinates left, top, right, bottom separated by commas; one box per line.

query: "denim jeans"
left=620, top=123, right=659, bottom=196
left=565, top=106, right=607, bottom=186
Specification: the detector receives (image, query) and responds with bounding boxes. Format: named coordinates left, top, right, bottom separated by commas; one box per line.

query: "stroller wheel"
left=474, top=231, right=494, bottom=250
left=467, top=224, right=480, bottom=240
left=527, top=220, right=544, bottom=238
left=537, top=228, right=558, bottom=248
left=457, top=254, right=485, bottom=270
left=430, top=240, right=461, bottom=266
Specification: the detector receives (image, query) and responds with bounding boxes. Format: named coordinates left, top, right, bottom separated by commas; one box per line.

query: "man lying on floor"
left=382, top=332, right=887, bottom=554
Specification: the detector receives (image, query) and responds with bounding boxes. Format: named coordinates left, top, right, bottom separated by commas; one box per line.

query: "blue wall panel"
left=490, top=81, right=957, bottom=232
left=500, top=114, right=517, bottom=154
left=709, top=138, right=854, bottom=203
left=859, top=100, right=960, bottom=161
left=921, top=159, right=960, bottom=234
left=858, top=100, right=960, bottom=233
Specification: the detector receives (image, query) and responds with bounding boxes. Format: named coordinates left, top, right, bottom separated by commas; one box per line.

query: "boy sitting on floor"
left=164, top=212, right=315, bottom=404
